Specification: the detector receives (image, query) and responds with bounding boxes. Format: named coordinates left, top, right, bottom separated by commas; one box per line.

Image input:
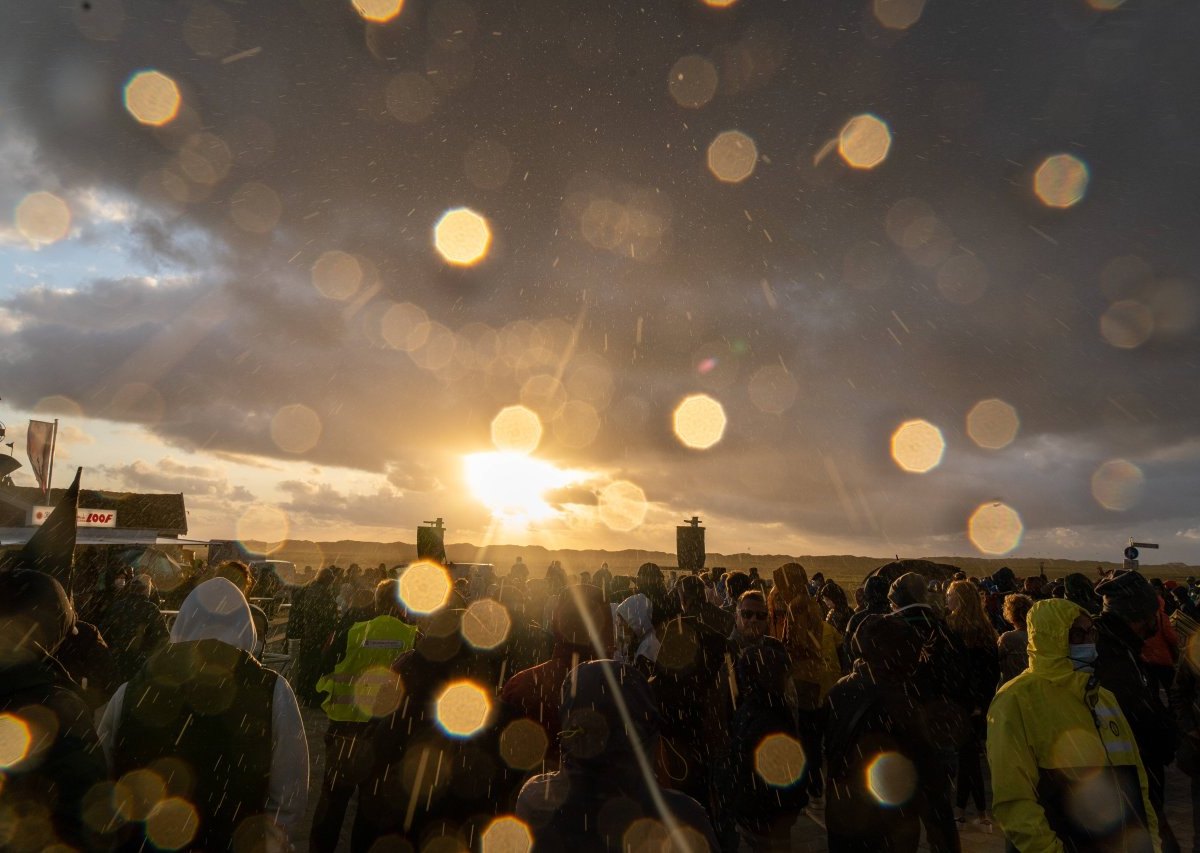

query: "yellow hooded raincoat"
left=987, top=599, right=1158, bottom=853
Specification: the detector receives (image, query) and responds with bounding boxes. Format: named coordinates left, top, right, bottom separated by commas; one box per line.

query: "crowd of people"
left=4, top=550, right=1200, bottom=852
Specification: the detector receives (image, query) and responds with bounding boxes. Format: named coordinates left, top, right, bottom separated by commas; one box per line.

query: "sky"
left=1, top=0, right=1199, bottom=563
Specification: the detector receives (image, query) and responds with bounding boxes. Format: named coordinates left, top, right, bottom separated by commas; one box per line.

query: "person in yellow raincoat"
left=987, top=598, right=1159, bottom=853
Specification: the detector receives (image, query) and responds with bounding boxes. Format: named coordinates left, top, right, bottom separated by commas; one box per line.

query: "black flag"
left=12, top=466, right=81, bottom=591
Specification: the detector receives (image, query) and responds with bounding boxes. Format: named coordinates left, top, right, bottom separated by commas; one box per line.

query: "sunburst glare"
left=464, top=452, right=587, bottom=521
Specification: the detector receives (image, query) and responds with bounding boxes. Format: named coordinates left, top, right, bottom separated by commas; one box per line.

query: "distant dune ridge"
left=245, top=539, right=1200, bottom=584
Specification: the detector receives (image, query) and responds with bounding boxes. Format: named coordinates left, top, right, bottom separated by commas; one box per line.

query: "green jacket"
left=987, top=599, right=1158, bottom=853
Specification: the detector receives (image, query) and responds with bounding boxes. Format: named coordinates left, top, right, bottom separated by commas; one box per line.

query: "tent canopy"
left=869, top=558, right=962, bottom=586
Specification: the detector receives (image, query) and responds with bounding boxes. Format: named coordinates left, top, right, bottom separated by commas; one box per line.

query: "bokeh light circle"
left=866, top=751, right=918, bottom=806
left=753, top=733, right=807, bottom=787
left=748, top=365, right=798, bottom=415
left=464, top=140, right=513, bottom=190
left=435, top=680, right=492, bottom=738
left=380, top=302, right=432, bottom=352
left=936, top=253, right=989, bottom=305
left=15, top=192, right=72, bottom=245
left=351, top=666, right=405, bottom=718
left=114, top=768, right=166, bottom=822
left=668, top=55, right=719, bottom=109
left=1034, top=154, right=1089, bottom=208
left=480, top=816, right=533, bottom=853
left=673, top=393, right=727, bottom=449
left=491, top=405, right=543, bottom=454
left=552, top=400, right=601, bottom=449
left=229, top=181, right=282, bottom=234
left=0, top=714, right=32, bottom=768
left=235, top=504, right=289, bottom=555
left=707, top=131, right=758, bottom=183
left=499, top=719, right=549, bottom=770
left=434, top=207, right=492, bottom=266
left=966, top=399, right=1020, bottom=450
left=1091, top=459, right=1145, bottom=511
left=599, top=480, right=648, bottom=532
left=311, top=250, right=363, bottom=301
left=385, top=72, right=436, bottom=124
left=890, top=419, right=945, bottom=473
left=1100, top=300, right=1154, bottom=349
left=145, top=797, right=199, bottom=850
left=968, top=503, right=1024, bottom=555
left=270, top=403, right=322, bottom=454
left=123, top=70, right=181, bottom=126
left=398, top=561, right=452, bottom=615
left=462, top=598, right=512, bottom=650
left=1066, top=769, right=1127, bottom=834
left=838, top=114, right=892, bottom=169
left=873, top=0, right=927, bottom=30
left=353, top=0, right=405, bottom=23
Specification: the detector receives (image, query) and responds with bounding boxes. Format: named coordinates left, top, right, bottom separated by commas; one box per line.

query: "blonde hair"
left=1002, top=593, right=1034, bottom=631
left=946, top=580, right=998, bottom=650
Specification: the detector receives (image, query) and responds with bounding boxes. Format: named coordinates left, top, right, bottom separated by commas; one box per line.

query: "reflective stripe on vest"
left=317, top=615, right=417, bottom=722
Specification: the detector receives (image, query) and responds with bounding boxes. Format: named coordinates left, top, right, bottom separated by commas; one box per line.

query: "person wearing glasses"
left=987, top=599, right=1158, bottom=852
left=713, top=589, right=806, bottom=852
left=729, top=589, right=772, bottom=650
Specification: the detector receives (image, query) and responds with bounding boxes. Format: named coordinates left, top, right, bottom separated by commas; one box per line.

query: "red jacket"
left=1141, top=597, right=1179, bottom=668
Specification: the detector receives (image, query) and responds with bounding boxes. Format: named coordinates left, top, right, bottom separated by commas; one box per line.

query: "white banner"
left=27, top=420, right=54, bottom=495
left=30, top=507, right=117, bottom=528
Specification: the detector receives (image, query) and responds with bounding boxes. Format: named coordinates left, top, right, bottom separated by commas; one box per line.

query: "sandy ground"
left=292, top=704, right=1196, bottom=852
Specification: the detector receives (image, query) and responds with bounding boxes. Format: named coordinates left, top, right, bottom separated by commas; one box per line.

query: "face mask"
left=1068, top=643, right=1098, bottom=672
left=113, top=578, right=127, bottom=590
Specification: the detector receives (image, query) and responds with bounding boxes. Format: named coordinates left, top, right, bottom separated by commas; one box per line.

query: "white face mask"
left=113, top=578, right=127, bottom=590
left=1068, top=643, right=1098, bottom=672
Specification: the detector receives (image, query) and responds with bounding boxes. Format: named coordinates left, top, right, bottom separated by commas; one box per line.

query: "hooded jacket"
left=844, top=576, right=891, bottom=659
left=769, top=563, right=839, bottom=705
left=987, top=599, right=1158, bottom=853
left=98, top=578, right=309, bottom=849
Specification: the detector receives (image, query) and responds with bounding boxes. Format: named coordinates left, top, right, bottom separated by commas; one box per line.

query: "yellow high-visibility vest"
left=317, top=615, right=417, bottom=722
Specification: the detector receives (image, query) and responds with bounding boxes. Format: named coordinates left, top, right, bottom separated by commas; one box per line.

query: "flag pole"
left=46, top=418, right=58, bottom=500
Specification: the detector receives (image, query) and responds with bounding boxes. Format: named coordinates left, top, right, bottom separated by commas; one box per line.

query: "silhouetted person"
left=100, top=578, right=309, bottom=849
left=825, top=615, right=948, bottom=852
left=0, top=570, right=109, bottom=851
left=98, top=573, right=169, bottom=681
left=310, top=579, right=416, bottom=852
left=517, top=660, right=718, bottom=851
left=502, top=583, right=613, bottom=769
left=1094, top=570, right=1179, bottom=853
left=289, top=567, right=339, bottom=706
left=989, top=600, right=1156, bottom=851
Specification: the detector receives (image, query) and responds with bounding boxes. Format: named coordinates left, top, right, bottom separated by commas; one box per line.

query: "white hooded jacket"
left=98, top=578, right=309, bottom=846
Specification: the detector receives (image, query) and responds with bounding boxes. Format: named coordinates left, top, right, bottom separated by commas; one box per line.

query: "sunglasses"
left=739, top=610, right=768, bottom=621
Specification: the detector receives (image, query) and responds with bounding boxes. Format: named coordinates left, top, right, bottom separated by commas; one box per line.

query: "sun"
left=464, top=452, right=585, bottom=521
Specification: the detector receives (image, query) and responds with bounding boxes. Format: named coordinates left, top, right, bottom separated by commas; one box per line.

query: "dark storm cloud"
left=2, top=0, right=1199, bottom=554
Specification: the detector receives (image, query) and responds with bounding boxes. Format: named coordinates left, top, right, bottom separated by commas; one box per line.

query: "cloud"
left=1, top=0, right=1199, bottom=559
left=277, top=479, right=419, bottom=530
left=98, top=458, right=254, bottom=504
